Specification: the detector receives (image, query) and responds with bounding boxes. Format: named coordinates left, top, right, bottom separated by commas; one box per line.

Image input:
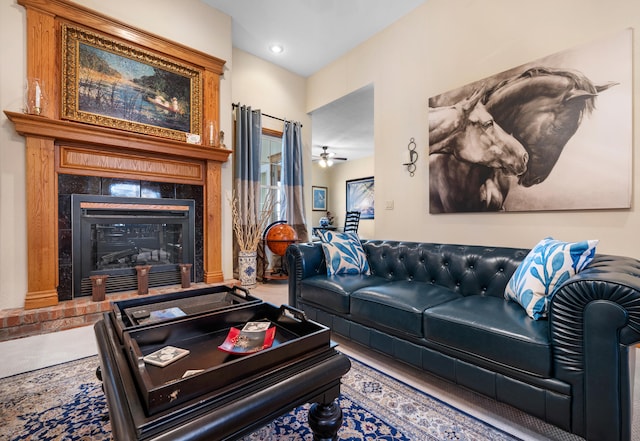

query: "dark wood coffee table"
left=94, top=300, right=351, bottom=441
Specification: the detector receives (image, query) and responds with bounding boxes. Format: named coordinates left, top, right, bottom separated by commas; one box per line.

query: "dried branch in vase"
left=229, top=189, right=277, bottom=252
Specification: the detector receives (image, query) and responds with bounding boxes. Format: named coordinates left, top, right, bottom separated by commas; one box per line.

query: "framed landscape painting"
left=346, top=177, right=374, bottom=219
left=61, top=24, right=202, bottom=141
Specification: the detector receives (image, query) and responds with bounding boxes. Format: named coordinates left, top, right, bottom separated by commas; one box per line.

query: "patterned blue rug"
left=0, top=355, right=519, bottom=440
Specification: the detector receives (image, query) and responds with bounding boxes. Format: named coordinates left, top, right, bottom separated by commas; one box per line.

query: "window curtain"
left=233, top=104, right=265, bottom=279
left=281, top=121, right=309, bottom=243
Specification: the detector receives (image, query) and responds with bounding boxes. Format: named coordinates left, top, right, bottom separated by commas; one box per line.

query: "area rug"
left=0, top=355, right=519, bottom=441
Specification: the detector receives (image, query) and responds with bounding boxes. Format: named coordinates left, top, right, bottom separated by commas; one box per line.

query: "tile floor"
left=1, top=280, right=637, bottom=441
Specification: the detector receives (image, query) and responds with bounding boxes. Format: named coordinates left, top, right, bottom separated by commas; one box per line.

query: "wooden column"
left=202, top=68, right=224, bottom=283
left=25, top=7, right=57, bottom=120
left=202, top=69, right=221, bottom=146
left=24, top=136, right=59, bottom=309
left=203, top=160, right=224, bottom=283
left=23, top=6, right=59, bottom=308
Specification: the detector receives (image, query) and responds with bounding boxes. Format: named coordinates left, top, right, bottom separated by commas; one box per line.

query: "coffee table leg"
left=308, top=400, right=343, bottom=441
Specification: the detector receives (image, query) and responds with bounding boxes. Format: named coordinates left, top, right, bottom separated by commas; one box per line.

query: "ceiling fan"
left=313, top=146, right=347, bottom=168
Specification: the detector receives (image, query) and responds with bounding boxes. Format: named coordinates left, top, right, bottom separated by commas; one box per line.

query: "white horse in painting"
left=428, top=88, right=529, bottom=213
left=429, top=88, right=528, bottom=177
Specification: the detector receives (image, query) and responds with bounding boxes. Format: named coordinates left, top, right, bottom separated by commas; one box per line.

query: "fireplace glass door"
left=72, top=195, right=195, bottom=297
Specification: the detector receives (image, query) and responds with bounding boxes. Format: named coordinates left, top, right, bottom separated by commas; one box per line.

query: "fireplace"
left=7, top=0, right=230, bottom=309
left=72, top=195, right=195, bottom=297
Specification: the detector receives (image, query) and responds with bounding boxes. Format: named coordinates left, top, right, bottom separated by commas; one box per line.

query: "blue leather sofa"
left=286, top=240, right=640, bottom=440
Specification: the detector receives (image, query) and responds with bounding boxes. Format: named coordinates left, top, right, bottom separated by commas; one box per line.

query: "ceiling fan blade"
left=313, top=146, right=349, bottom=163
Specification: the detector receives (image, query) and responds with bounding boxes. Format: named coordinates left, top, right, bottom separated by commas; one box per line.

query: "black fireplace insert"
left=72, top=195, right=195, bottom=297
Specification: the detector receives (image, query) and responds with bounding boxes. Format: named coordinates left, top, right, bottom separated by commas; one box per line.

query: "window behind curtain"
left=260, top=132, right=282, bottom=224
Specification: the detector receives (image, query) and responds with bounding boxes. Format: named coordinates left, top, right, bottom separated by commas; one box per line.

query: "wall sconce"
left=403, top=137, right=418, bottom=176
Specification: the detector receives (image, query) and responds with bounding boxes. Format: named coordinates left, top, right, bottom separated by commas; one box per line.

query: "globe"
left=265, top=223, right=298, bottom=256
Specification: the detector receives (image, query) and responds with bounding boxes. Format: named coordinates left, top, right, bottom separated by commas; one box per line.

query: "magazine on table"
left=218, top=321, right=276, bottom=355
left=132, top=306, right=187, bottom=325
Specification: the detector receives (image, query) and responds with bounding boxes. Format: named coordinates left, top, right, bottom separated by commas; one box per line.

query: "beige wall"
left=231, top=49, right=310, bottom=133
left=312, top=157, right=375, bottom=239
left=0, top=0, right=26, bottom=309
left=229, top=48, right=312, bottom=234
left=307, top=0, right=640, bottom=258
left=0, top=0, right=233, bottom=309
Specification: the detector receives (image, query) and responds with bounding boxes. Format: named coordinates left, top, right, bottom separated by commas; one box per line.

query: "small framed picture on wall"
left=312, top=186, right=327, bottom=211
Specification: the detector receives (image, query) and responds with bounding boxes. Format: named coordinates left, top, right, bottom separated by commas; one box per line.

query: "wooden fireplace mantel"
left=7, top=0, right=232, bottom=309
left=5, top=113, right=232, bottom=310
left=5, top=112, right=232, bottom=164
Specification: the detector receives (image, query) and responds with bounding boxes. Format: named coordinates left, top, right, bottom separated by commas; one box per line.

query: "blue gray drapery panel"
left=233, top=104, right=264, bottom=278
left=233, top=104, right=262, bottom=214
left=281, top=121, right=309, bottom=242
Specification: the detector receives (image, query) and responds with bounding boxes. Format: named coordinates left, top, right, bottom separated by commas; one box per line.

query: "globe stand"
left=262, top=221, right=298, bottom=282
left=262, top=248, right=290, bottom=281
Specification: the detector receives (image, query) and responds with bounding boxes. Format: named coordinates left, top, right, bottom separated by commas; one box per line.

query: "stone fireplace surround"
left=5, top=0, right=231, bottom=311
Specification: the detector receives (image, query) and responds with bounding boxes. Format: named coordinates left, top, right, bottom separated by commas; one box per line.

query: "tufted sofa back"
left=363, top=240, right=530, bottom=299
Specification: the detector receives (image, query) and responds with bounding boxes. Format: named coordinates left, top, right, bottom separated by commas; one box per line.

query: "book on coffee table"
left=218, top=321, right=276, bottom=355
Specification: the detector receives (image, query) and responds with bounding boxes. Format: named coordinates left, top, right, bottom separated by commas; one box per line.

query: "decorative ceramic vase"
left=238, top=251, right=257, bottom=287
left=319, top=217, right=330, bottom=227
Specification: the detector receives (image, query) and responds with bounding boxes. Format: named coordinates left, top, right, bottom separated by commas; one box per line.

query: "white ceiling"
left=201, top=0, right=426, bottom=162
left=201, top=0, right=426, bottom=77
left=311, top=84, right=374, bottom=161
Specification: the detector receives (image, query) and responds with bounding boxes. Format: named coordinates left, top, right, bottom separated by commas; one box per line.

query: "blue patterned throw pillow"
left=504, top=237, right=598, bottom=320
left=318, top=230, right=370, bottom=276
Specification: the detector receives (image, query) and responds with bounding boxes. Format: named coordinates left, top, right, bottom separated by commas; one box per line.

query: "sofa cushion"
left=350, top=281, right=462, bottom=338
left=318, top=230, right=371, bottom=276
left=504, top=237, right=598, bottom=320
left=424, top=296, right=552, bottom=377
left=300, top=274, right=389, bottom=314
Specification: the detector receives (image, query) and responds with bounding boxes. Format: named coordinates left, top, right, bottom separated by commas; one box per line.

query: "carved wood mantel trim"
left=7, top=0, right=231, bottom=309
left=7, top=113, right=231, bottom=165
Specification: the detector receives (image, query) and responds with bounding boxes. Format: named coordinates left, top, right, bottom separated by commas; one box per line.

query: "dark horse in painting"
left=429, top=67, right=617, bottom=213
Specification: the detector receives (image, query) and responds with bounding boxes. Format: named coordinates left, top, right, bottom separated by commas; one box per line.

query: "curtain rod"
left=231, top=103, right=302, bottom=127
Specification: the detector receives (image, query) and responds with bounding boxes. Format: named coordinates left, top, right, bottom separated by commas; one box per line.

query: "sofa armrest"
left=550, top=254, right=640, bottom=440
left=286, top=242, right=326, bottom=308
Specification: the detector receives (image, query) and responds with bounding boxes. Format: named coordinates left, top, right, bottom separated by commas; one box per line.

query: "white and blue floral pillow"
left=318, top=230, right=370, bottom=276
left=505, top=237, right=598, bottom=320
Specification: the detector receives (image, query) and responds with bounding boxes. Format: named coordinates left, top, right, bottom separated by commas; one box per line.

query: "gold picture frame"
left=62, top=24, right=202, bottom=141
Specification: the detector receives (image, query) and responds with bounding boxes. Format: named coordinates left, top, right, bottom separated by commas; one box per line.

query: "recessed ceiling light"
left=269, top=44, right=284, bottom=54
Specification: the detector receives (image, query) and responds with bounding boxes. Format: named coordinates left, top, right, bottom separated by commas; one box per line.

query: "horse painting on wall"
left=428, top=29, right=632, bottom=213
